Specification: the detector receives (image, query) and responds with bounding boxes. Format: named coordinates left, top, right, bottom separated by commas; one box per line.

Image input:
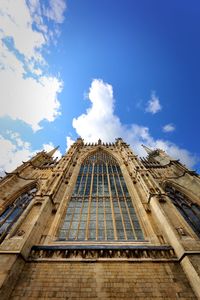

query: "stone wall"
left=10, top=261, right=196, bottom=299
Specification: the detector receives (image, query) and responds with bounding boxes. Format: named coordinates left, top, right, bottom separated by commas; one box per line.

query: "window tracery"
left=165, top=185, right=200, bottom=238
left=59, top=151, right=144, bottom=241
left=0, top=187, right=37, bottom=242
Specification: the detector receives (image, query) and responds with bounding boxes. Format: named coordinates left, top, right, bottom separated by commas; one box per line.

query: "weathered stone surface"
left=0, top=138, right=200, bottom=299
left=10, top=261, right=196, bottom=299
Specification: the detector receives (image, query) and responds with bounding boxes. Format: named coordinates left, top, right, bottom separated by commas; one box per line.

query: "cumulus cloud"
left=0, top=0, right=65, bottom=130
left=73, top=79, right=123, bottom=142
left=163, top=123, right=175, bottom=132
left=146, top=91, right=162, bottom=114
left=72, top=79, right=197, bottom=168
left=0, top=67, right=62, bottom=131
left=0, top=131, right=35, bottom=176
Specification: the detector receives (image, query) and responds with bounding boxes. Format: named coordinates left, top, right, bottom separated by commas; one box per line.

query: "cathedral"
left=0, top=137, right=200, bottom=299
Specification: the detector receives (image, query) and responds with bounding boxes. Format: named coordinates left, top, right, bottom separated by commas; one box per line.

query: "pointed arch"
left=78, top=146, right=123, bottom=167
left=162, top=179, right=200, bottom=203
left=59, top=149, right=144, bottom=242
left=0, top=184, right=37, bottom=243
left=83, top=149, right=118, bottom=164
left=163, top=181, right=200, bottom=238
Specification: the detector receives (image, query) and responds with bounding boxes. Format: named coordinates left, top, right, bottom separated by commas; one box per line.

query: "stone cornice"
left=29, top=244, right=177, bottom=262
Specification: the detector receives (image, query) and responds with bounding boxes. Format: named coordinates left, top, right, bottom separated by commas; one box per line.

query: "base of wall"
left=10, top=261, right=196, bottom=299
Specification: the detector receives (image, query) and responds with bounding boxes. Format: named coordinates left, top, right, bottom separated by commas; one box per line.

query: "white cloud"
left=27, top=0, right=48, bottom=36
left=0, top=68, right=62, bottom=131
left=66, top=136, right=75, bottom=151
left=163, top=123, right=175, bottom=132
left=148, top=139, right=197, bottom=168
left=0, top=0, right=64, bottom=131
left=146, top=91, right=162, bottom=114
left=73, top=79, right=123, bottom=142
left=0, top=1, right=66, bottom=174
left=43, top=142, right=62, bottom=159
left=0, top=0, right=45, bottom=61
left=6, top=130, right=31, bottom=149
left=72, top=79, right=197, bottom=168
left=0, top=132, right=35, bottom=176
left=43, top=0, right=66, bottom=23
left=0, top=132, right=63, bottom=176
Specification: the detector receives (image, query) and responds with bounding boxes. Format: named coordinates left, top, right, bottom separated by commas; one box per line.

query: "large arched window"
left=0, top=187, right=37, bottom=242
left=59, top=150, right=144, bottom=241
left=165, top=185, right=200, bottom=238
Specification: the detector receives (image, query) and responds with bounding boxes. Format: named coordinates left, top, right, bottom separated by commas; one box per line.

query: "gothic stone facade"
left=0, top=138, right=200, bottom=299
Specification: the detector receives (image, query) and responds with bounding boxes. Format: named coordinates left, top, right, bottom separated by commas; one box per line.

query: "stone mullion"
left=75, top=197, right=85, bottom=240
left=96, top=165, right=98, bottom=240
left=85, top=163, right=94, bottom=240
left=66, top=169, right=85, bottom=240
left=112, top=165, right=127, bottom=240
left=76, top=167, right=85, bottom=196
left=66, top=165, right=87, bottom=239
left=0, top=205, right=15, bottom=226
left=116, top=168, right=137, bottom=240
left=0, top=205, right=22, bottom=244
left=75, top=167, right=89, bottom=240
left=106, top=163, right=117, bottom=240
left=102, top=168, right=107, bottom=240
left=120, top=156, right=150, bottom=240
left=65, top=198, right=76, bottom=240
left=99, top=172, right=104, bottom=240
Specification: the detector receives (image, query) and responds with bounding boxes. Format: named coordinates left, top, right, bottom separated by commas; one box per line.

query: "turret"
left=142, top=145, right=175, bottom=166
left=46, top=146, right=59, bottom=158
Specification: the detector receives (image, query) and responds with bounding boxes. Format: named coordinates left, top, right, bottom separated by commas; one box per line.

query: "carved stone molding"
left=29, top=245, right=177, bottom=261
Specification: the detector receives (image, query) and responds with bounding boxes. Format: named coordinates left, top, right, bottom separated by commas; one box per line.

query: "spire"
left=142, top=144, right=153, bottom=155
left=46, top=146, right=59, bottom=157
left=98, top=138, right=102, bottom=145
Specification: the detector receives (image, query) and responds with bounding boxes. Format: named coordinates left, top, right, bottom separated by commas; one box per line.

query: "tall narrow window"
left=59, top=151, right=144, bottom=241
left=0, top=187, right=37, bottom=242
left=166, top=185, right=200, bottom=238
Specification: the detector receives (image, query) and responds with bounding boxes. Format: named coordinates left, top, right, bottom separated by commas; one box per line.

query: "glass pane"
left=59, top=150, right=144, bottom=241
left=0, top=188, right=37, bottom=242
left=166, top=185, right=200, bottom=238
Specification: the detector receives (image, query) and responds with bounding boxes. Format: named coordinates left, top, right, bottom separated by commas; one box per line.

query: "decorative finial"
left=142, top=144, right=153, bottom=155
left=98, top=138, right=102, bottom=145
left=46, top=146, right=59, bottom=157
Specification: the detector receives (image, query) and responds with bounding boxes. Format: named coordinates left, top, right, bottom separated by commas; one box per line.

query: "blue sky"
left=0, top=0, right=200, bottom=174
